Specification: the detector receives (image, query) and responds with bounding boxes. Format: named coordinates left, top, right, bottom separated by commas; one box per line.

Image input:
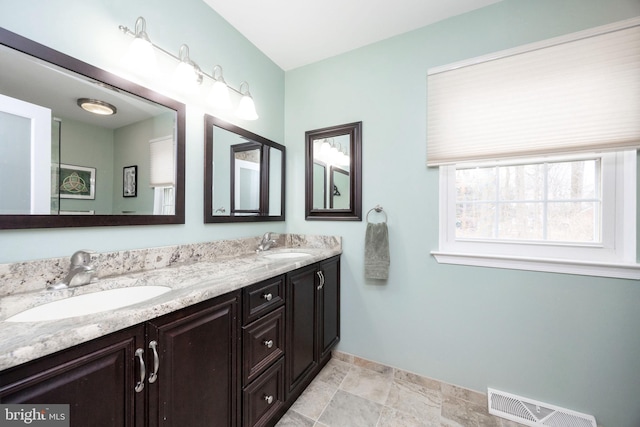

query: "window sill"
left=431, top=251, right=640, bottom=280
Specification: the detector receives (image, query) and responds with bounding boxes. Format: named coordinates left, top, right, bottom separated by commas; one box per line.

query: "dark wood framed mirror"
left=0, top=28, right=186, bottom=229
left=305, top=121, right=362, bottom=221
left=204, top=114, right=285, bottom=223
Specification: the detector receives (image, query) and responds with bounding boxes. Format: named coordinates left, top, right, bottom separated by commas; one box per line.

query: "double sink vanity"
left=0, top=234, right=341, bottom=427
left=0, top=23, right=357, bottom=427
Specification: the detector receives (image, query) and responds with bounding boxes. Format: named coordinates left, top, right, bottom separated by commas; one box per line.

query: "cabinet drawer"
left=243, top=306, right=285, bottom=385
left=242, top=357, right=284, bottom=427
left=243, top=275, right=285, bottom=324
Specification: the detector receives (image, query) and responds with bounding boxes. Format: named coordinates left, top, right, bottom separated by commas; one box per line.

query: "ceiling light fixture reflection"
left=77, top=98, right=117, bottom=115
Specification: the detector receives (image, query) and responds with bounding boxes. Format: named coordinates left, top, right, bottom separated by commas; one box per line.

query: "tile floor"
left=275, top=352, right=524, bottom=427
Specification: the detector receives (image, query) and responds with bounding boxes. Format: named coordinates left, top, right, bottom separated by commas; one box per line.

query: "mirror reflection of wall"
left=0, top=36, right=180, bottom=218
left=50, top=114, right=173, bottom=215
left=268, top=147, right=282, bottom=216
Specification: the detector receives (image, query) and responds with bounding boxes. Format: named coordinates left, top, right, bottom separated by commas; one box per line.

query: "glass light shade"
left=207, top=80, right=231, bottom=109
left=320, top=141, right=331, bottom=155
left=331, top=148, right=342, bottom=165
left=174, top=61, right=200, bottom=94
left=122, top=37, right=156, bottom=75
left=236, top=94, right=259, bottom=120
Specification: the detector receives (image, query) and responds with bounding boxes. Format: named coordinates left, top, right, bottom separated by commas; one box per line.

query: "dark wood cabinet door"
left=319, top=256, right=340, bottom=361
left=285, top=264, right=318, bottom=396
left=0, top=325, right=145, bottom=427
left=147, top=291, right=240, bottom=427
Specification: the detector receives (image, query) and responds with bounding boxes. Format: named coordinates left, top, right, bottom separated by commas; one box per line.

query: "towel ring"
left=366, top=205, right=387, bottom=223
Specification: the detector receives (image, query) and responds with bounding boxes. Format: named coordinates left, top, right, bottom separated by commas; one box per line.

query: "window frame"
left=432, top=151, right=639, bottom=279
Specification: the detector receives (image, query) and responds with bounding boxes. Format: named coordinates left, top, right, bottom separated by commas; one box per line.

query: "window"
left=455, top=156, right=602, bottom=243
left=434, top=151, right=637, bottom=279
left=427, top=18, right=640, bottom=279
left=153, top=187, right=175, bottom=215
left=149, top=135, right=175, bottom=187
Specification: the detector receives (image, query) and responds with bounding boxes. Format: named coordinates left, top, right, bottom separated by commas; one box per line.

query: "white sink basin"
left=261, top=251, right=312, bottom=260
left=5, top=285, right=172, bottom=323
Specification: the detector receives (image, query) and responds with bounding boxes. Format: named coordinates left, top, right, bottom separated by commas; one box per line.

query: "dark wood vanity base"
left=0, top=256, right=340, bottom=427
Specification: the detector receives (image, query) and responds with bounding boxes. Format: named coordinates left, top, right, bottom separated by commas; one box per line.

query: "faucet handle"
left=70, top=250, right=95, bottom=267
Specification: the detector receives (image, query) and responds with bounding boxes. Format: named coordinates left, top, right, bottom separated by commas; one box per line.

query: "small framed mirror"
left=305, top=122, right=362, bottom=220
left=204, top=114, right=285, bottom=222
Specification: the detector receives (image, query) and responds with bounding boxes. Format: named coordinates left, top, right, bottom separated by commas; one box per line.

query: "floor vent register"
left=487, top=388, right=597, bottom=427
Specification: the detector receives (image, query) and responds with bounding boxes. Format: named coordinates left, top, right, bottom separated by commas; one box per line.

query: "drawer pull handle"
left=134, top=348, right=146, bottom=393
left=263, top=395, right=274, bottom=405
left=263, top=339, right=274, bottom=349
left=148, top=340, right=159, bottom=384
left=316, top=270, right=325, bottom=290
left=262, top=293, right=273, bottom=301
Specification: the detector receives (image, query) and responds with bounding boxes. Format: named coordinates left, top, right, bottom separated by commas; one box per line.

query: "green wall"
left=284, top=1, right=640, bottom=426
left=58, top=117, right=114, bottom=214
left=112, top=112, right=175, bottom=215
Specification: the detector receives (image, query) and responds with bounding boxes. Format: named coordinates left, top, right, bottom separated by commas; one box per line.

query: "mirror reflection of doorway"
left=0, top=93, right=52, bottom=214
left=330, top=166, right=349, bottom=209
left=235, top=158, right=260, bottom=210
left=231, top=142, right=261, bottom=215
left=312, top=162, right=327, bottom=209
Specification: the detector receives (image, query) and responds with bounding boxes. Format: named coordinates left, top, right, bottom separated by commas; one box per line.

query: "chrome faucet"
left=48, top=250, right=97, bottom=290
left=256, top=232, right=277, bottom=253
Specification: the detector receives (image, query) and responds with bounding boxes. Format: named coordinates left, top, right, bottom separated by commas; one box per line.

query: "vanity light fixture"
left=332, top=143, right=350, bottom=166
left=174, top=44, right=203, bottom=93
left=77, top=98, right=117, bottom=115
left=207, top=65, right=231, bottom=109
left=121, top=17, right=156, bottom=74
left=320, top=138, right=333, bottom=155
left=119, top=16, right=259, bottom=120
left=317, top=138, right=349, bottom=166
left=236, top=81, right=259, bottom=120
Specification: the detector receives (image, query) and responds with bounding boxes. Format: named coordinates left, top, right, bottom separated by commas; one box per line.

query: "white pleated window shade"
left=426, top=18, right=640, bottom=166
left=149, top=135, right=175, bottom=187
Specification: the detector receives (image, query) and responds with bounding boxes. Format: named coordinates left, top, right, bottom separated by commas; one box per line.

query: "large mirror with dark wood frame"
left=305, top=121, right=362, bottom=220
left=204, top=114, right=285, bottom=223
left=0, top=28, right=185, bottom=229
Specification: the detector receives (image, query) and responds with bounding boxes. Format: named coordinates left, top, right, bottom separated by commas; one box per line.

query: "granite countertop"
left=0, top=234, right=341, bottom=371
